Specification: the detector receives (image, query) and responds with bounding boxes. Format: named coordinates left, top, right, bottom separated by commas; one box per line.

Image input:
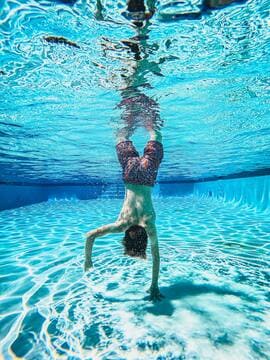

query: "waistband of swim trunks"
left=116, top=140, right=133, bottom=147
left=147, top=140, right=163, bottom=147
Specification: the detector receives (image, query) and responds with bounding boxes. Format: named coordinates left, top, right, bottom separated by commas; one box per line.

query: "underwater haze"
left=0, top=197, right=270, bottom=359
left=1, top=1, right=270, bottom=359
left=0, top=0, right=270, bottom=184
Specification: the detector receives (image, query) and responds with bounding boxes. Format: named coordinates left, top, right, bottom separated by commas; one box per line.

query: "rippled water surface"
left=0, top=196, right=269, bottom=359
left=1, top=0, right=270, bottom=183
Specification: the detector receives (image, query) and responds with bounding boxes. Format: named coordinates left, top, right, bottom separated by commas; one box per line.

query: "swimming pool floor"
left=0, top=196, right=269, bottom=360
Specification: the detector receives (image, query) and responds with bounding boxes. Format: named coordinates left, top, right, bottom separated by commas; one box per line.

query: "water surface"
left=0, top=0, right=270, bottom=184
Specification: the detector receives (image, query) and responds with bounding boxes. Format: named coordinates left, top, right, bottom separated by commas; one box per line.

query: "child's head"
left=122, top=225, right=148, bottom=259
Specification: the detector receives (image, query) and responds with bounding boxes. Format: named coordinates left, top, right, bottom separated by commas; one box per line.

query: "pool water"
left=1, top=0, right=270, bottom=358
left=0, top=196, right=269, bottom=359
left=1, top=0, right=270, bottom=184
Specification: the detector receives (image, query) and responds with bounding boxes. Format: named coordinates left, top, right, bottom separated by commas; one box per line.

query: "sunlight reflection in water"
left=0, top=196, right=269, bottom=359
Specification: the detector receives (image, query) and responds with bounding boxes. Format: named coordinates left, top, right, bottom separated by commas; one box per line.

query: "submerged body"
left=84, top=0, right=164, bottom=301
left=85, top=129, right=164, bottom=301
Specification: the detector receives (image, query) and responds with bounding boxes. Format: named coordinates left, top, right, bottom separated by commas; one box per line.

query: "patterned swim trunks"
left=116, top=140, right=163, bottom=187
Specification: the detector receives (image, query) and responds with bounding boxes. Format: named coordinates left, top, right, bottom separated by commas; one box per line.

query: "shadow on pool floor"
left=102, top=279, right=257, bottom=316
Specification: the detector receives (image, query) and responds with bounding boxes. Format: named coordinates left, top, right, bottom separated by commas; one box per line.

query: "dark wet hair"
left=122, top=225, right=148, bottom=259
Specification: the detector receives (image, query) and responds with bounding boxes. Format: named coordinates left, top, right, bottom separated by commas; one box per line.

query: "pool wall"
left=0, top=183, right=194, bottom=211
left=194, top=175, right=270, bottom=211
left=0, top=175, right=269, bottom=211
left=0, top=184, right=103, bottom=211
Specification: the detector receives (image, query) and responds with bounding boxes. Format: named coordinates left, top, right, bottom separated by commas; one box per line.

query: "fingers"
left=84, top=262, right=93, bottom=272
left=152, top=293, right=164, bottom=302
left=148, top=295, right=163, bottom=302
left=145, top=290, right=165, bottom=302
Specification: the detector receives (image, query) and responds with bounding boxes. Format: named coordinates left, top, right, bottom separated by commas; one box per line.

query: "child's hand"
left=146, top=286, right=165, bottom=302
left=84, top=260, right=93, bottom=272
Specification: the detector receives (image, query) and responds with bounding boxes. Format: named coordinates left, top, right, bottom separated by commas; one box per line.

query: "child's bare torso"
left=117, top=183, right=156, bottom=228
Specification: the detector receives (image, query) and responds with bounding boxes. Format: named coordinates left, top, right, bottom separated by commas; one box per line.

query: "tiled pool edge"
left=194, top=175, right=270, bottom=211
left=0, top=183, right=194, bottom=211
left=1, top=175, right=270, bottom=211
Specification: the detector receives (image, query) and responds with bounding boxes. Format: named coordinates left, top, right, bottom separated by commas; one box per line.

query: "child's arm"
left=84, top=222, right=127, bottom=271
left=145, top=223, right=164, bottom=301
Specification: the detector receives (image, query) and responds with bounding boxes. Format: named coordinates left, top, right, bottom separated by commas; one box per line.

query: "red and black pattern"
left=116, top=140, right=163, bottom=187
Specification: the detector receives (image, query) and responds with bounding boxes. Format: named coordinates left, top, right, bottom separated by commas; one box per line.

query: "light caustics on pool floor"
left=0, top=196, right=269, bottom=359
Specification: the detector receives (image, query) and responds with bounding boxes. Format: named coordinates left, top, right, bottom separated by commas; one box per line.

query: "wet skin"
left=85, top=1, right=164, bottom=302
left=85, top=130, right=164, bottom=302
left=85, top=183, right=164, bottom=302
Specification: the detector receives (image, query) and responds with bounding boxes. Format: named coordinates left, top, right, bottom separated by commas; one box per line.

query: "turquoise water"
left=0, top=196, right=269, bottom=359
left=1, top=0, right=270, bottom=358
left=0, top=0, right=270, bottom=184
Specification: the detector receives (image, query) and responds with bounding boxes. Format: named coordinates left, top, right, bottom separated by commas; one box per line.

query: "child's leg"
left=149, top=128, right=162, bottom=143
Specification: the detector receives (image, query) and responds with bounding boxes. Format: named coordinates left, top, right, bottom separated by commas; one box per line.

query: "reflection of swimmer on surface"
left=123, top=0, right=156, bottom=27
left=44, top=36, right=80, bottom=48
left=85, top=0, right=165, bottom=302
left=158, top=0, right=248, bottom=21
left=203, top=0, right=247, bottom=9
left=118, top=88, right=163, bottom=136
left=85, top=94, right=164, bottom=302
